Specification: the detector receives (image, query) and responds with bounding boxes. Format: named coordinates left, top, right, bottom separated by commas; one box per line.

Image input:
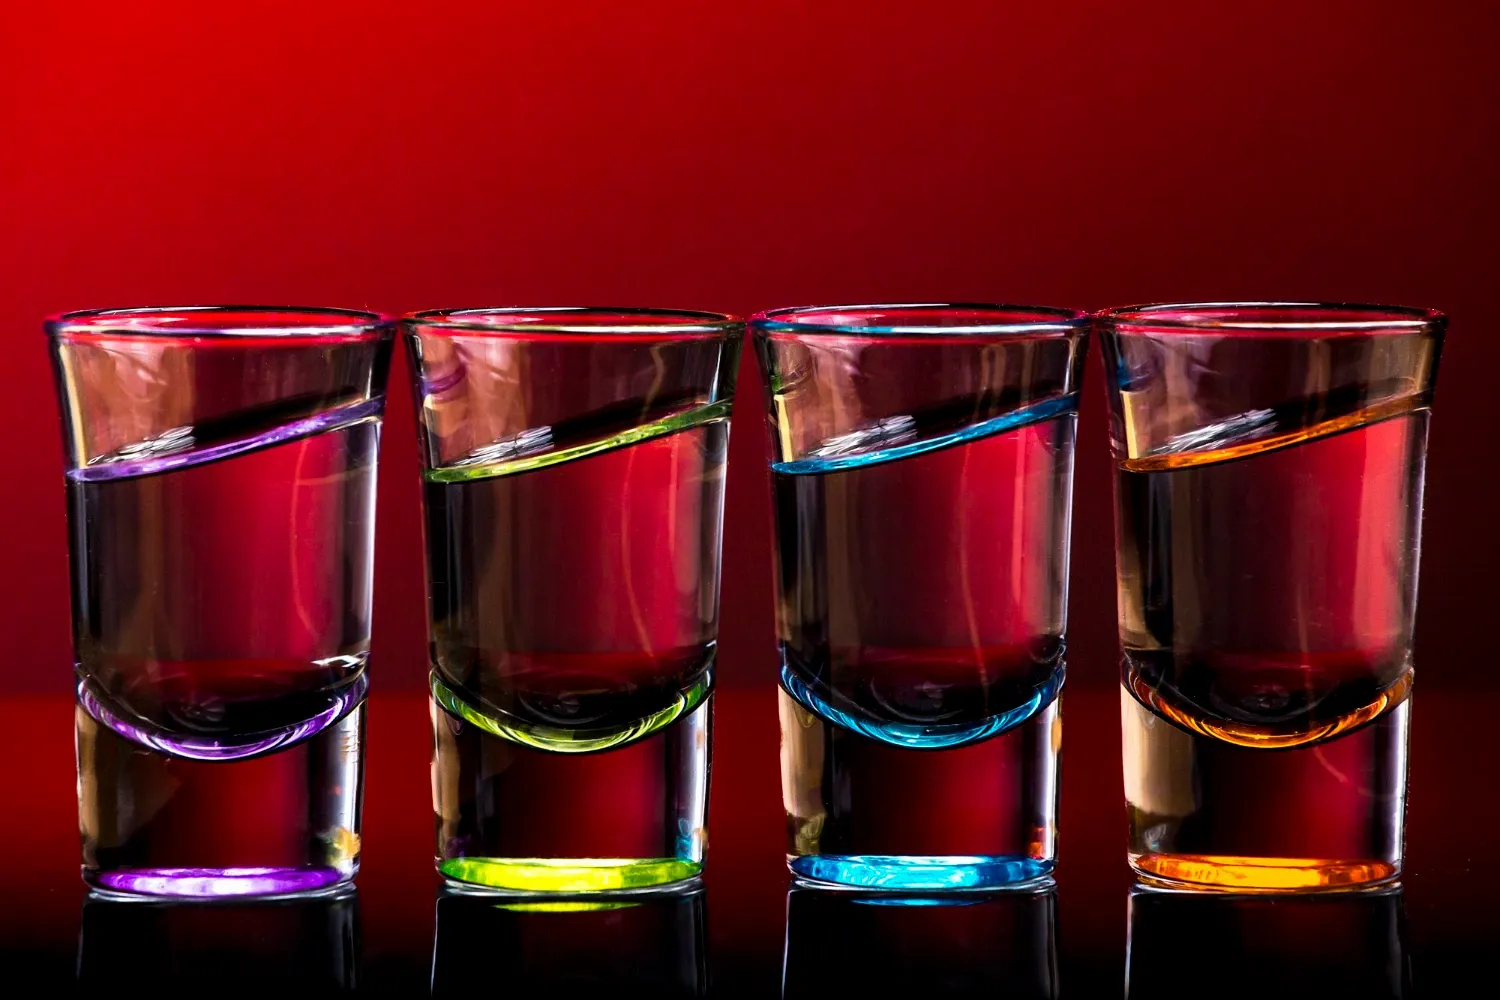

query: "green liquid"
left=439, top=857, right=702, bottom=892
left=429, top=670, right=711, bottom=753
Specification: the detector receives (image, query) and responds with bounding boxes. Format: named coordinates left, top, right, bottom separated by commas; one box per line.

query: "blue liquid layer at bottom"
left=789, top=855, right=1054, bottom=891
left=780, top=661, right=1064, bottom=749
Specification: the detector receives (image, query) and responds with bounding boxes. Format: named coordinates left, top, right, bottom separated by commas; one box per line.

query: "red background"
left=2, top=0, right=1497, bottom=697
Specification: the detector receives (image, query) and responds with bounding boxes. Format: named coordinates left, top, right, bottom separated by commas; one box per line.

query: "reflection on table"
left=1126, top=885, right=1408, bottom=998
left=782, top=884, right=1058, bottom=998
left=77, top=886, right=360, bottom=996
left=431, top=883, right=708, bottom=997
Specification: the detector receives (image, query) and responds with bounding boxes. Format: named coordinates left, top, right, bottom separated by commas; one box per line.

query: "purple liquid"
left=65, top=401, right=379, bottom=895
left=68, top=412, right=377, bottom=756
left=49, top=315, right=389, bottom=898
left=77, top=688, right=365, bottom=898
left=68, top=419, right=378, bottom=893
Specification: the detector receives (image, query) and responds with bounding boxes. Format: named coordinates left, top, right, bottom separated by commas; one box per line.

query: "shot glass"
left=1098, top=302, right=1444, bottom=892
left=754, top=304, right=1088, bottom=890
left=404, top=307, right=743, bottom=893
left=48, top=306, right=394, bottom=898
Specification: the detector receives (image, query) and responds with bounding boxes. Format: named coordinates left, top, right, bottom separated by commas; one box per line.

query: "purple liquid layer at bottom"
left=77, top=672, right=369, bottom=761
left=90, top=866, right=352, bottom=899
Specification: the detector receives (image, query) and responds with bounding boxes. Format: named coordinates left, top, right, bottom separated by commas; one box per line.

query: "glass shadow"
left=77, top=887, right=360, bottom=996
left=1126, top=884, right=1409, bottom=998
left=782, top=885, right=1058, bottom=998
left=430, top=885, right=708, bottom=998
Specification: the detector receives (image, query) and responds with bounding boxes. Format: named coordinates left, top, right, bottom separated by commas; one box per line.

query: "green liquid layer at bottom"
left=439, top=857, right=702, bottom=892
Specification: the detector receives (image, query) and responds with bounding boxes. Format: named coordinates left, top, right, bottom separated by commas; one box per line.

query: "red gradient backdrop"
left=1, top=0, right=1496, bottom=698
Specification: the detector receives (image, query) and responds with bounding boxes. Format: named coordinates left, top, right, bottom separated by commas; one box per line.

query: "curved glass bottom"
left=86, top=865, right=353, bottom=899
left=77, top=671, right=368, bottom=761
left=439, top=857, right=703, bottom=893
left=779, top=663, right=1063, bottom=750
left=789, top=855, right=1054, bottom=892
left=1130, top=853, right=1399, bottom=893
left=430, top=670, right=711, bottom=754
left=1123, top=662, right=1412, bottom=750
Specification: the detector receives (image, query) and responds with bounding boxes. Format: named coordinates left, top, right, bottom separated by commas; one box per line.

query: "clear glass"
left=783, top=887, right=1058, bottom=997
left=1099, top=302, right=1444, bottom=892
left=1126, top=886, right=1408, bottom=997
left=47, top=306, right=394, bottom=898
left=431, top=887, right=707, bottom=996
left=77, top=888, right=360, bottom=993
left=405, top=307, right=742, bottom=893
left=754, top=304, right=1088, bottom=890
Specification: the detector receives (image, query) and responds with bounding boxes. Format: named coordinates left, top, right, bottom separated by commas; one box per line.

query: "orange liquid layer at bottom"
left=1131, top=853, right=1399, bottom=893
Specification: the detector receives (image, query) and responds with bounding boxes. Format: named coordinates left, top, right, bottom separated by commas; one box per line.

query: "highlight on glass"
left=47, top=306, right=395, bottom=898
left=404, top=307, right=743, bottom=893
left=1099, top=302, right=1444, bottom=892
left=754, top=303, right=1088, bottom=890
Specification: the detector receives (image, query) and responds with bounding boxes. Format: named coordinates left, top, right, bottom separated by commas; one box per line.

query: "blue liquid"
left=780, top=660, right=1064, bottom=749
left=789, top=855, right=1054, bottom=891
left=771, top=391, right=1078, bottom=475
left=764, top=323, right=1077, bottom=893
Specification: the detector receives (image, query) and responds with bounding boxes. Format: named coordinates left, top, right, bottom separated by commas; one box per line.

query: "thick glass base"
left=789, top=855, right=1054, bottom=891
left=1122, top=686, right=1408, bottom=893
left=431, top=695, right=709, bottom=894
left=1130, top=854, right=1398, bottom=893
left=76, top=698, right=365, bottom=900
left=87, top=866, right=353, bottom=899
left=438, top=857, right=702, bottom=893
left=780, top=689, right=1060, bottom=892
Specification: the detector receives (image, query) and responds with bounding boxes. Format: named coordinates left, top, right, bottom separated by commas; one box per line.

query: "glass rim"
left=404, top=306, right=743, bottom=337
left=45, top=305, right=394, bottom=339
left=750, top=302, right=1088, bottom=336
left=1097, top=301, right=1446, bottom=333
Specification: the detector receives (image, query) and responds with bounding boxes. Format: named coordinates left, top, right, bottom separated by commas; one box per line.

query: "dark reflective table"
left=2, top=686, right=1495, bottom=996
left=1126, top=887, right=1409, bottom=999
left=784, top=887, right=1058, bottom=998
left=432, top=888, right=708, bottom=997
left=77, top=889, right=361, bottom=996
